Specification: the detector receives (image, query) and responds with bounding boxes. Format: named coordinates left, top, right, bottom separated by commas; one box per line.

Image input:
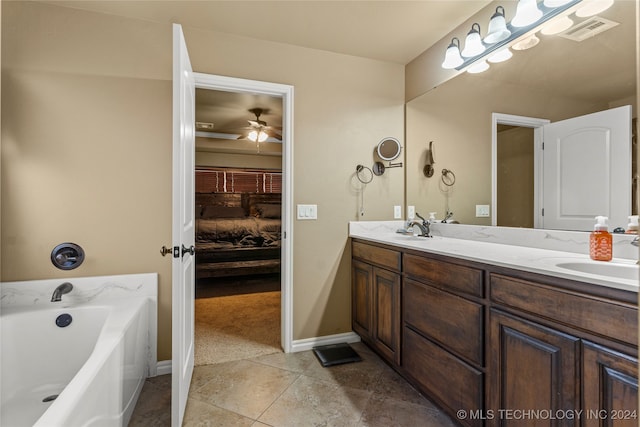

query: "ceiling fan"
left=238, top=108, right=282, bottom=142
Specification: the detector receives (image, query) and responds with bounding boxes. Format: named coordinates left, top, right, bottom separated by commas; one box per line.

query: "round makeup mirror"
left=376, top=137, right=402, bottom=161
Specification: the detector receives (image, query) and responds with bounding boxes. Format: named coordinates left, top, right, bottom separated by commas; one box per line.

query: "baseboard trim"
left=152, top=332, right=362, bottom=374
left=290, top=331, right=361, bottom=353
left=155, top=360, right=172, bottom=376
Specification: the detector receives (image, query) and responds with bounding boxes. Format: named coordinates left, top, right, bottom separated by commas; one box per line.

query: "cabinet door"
left=583, top=341, right=638, bottom=427
left=489, top=310, right=580, bottom=427
left=372, top=267, right=401, bottom=365
left=352, top=260, right=373, bottom=340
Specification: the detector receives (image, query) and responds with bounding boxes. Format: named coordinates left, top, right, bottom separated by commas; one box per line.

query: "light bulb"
left=461, top=23, right=486, bottom=58
left=541, top=16, right=573, bottom=35
left=511, top=0, right=543, bottom=27
left=512, top=34, right=540, bottom=50
left=441, top=38, right=464, bottom=69
left=487, top=48, right=513, bottom=63
left=484, top=6, right=511, bottom=44
left=467, top=60, right=490, bottom=74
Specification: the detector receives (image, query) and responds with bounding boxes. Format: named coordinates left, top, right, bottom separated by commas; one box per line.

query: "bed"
left=195, top=193, right=281, bottom=279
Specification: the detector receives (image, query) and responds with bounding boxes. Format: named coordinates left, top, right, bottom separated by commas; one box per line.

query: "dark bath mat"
left=312, top=342, right=362, bottom=367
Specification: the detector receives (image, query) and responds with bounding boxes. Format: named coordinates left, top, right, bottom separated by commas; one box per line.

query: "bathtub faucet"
left=51, top=282, right=73, bottom=302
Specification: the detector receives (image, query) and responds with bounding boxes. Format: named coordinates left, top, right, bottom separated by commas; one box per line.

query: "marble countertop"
left=350, top=221, right=638, bottom=293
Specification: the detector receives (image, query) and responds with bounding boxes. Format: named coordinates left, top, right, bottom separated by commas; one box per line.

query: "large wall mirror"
left=406, top=0, right=637, bottom=230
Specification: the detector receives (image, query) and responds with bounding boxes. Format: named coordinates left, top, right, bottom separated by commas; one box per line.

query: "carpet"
left=194, top=291, right=281, bottom=366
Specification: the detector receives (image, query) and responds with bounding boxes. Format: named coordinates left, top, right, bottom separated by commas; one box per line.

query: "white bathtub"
left=1, top=273, right=157, bottom=427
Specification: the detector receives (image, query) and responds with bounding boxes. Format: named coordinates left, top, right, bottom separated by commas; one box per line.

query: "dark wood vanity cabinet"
left=350, top=239, right=638, bottom=427
left=402, top=253, right=485, bottom=427
left=488, top=309, right=580, bottom=427
left=351, top=241, right=401, bottom=366
left=582, top=342, right=638, bottom=427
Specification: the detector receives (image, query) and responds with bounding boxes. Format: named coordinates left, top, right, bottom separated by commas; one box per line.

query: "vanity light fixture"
left=484, top=6, right=511, bottom=44
left=461, top=23, right=486, bottom=57
left=511, top=0, right=544, bottom=27
left=441, top=0, right=582, bottom=72
left=441, top=38, right=464, bottom=69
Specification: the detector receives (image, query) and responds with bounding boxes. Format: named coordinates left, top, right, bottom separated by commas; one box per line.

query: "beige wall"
left=1, top=2, right=404, bottom=360
left=497, top=127, right=534, bottom=228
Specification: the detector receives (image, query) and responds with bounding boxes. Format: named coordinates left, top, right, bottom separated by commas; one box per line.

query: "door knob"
left=160, top=245, right=173, bottom=257
left=181, top=244, right=195, bottom=257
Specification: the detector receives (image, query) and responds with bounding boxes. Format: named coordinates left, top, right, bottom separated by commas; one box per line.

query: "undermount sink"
left=556, top=261, right=639, bottom=281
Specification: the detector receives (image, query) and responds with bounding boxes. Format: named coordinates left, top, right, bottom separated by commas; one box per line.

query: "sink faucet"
left=51, top=282, right=73, bottom=302
left=408, top=212, right=432, bottom=237
left=631, top=236, right=639, bottom=247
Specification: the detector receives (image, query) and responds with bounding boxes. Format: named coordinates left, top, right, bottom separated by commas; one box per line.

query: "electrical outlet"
left=476, top=204, right=490, bottom=217
left=394, top=205, right=402, bottom=219
left=408, top=205, right=416, bottom=219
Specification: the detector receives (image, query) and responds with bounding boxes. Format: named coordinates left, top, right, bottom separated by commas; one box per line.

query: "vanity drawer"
left=490, top=273, right=637, bottom=346
left=352, top=241, right=401, bottom=272
left=404, top=279, right=483, bottom=366
left=404, top=253, right=483, bottom=298
left=403, top=327, right=483, bottom=427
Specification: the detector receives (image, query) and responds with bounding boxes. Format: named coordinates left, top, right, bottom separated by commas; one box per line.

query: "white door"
left=542, top=105, right=631, bottom=231
left=171, top=23, right=196, bottom=427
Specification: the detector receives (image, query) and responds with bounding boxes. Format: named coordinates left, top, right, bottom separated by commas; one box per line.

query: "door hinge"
left=541, top=208, right=545, bottom=216
left=542, top=142, right=545, bottom=150
left=173, top=246, right=180, bottom=258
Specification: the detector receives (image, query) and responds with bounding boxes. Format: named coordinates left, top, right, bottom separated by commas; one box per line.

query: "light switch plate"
left=394, top=205, right=402, bottom=219
left=408, top=205, right=416, bottom=219
left=297, top=204, right=318, bottom=220
left=476, top=204, right=490, bottom=217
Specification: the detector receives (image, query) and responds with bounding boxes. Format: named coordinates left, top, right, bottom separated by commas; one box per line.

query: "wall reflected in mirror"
left=406, top=0, right=637, bottom=230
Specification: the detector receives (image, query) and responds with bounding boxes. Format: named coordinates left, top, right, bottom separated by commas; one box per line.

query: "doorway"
left=193, top=73, right=294, bottom=357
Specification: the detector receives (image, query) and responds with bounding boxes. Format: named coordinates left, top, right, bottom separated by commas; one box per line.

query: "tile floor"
left=129, top=342, right=457, bottom=426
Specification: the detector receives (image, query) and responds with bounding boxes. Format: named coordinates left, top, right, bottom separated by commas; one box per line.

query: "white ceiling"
left=43, top=0, right=491, bottom=64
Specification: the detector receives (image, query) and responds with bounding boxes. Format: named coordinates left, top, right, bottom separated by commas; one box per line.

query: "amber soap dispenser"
left=590, top=216, right=612, bottom=261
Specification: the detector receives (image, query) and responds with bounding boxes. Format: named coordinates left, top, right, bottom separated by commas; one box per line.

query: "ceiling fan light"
left=247, top=130, right=259, bottom=142
left=484, top=7, right=511, bottom=44
left=487, top=48, right=513, bottom=63
left=511, top=0, right=543, bottom=27
left=461, top=23, right=486, bottom=58
left=540, top=16, right=574, bottom=35
left=576, top=0, right=614, bottom=17
left=258, top=131, right=268, bottom=143
left=442, top=37, right=464, bottom=69
left=512, top=34, right=540, bottom=50
left=467, top=60, right=490, bottom=74
left=543, top=0, right=573, bottom=7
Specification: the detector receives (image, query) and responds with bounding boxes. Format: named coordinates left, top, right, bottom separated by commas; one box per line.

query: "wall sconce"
left=441, top=0, right=594, bottom=73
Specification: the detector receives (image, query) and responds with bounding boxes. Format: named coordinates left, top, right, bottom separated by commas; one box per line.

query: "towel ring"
left=356, top=165, right=373, bottom=184
left=441, top=169, right=456, bottom=186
